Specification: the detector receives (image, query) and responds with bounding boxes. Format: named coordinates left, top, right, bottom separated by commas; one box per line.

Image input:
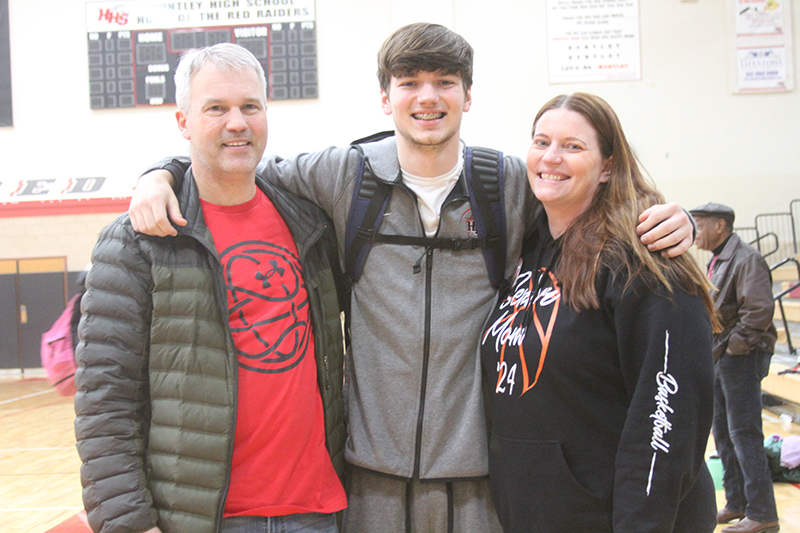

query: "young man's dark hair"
left=377, top=22, right=474, bottom=93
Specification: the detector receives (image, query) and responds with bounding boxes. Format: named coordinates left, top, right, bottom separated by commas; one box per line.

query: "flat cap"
left=689, top=202, right=735, bottom=224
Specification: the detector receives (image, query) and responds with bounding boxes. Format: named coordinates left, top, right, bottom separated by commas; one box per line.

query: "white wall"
left=1, top=0, right=799, bottom=233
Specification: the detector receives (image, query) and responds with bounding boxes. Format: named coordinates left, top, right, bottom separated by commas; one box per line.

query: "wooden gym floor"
left=2, top=374, right=800, bottom=533
left=1, top=375, right=82, bottom=533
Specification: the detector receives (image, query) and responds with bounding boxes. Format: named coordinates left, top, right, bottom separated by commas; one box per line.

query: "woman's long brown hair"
left=532, top=92, right=720, bottom=331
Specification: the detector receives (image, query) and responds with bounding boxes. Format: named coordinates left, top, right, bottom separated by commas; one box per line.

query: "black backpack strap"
left=465, top=147, right=507, bottom=289
left=343, top=153, right=487, bottom=281
left=344, top=136, right=507, bottom=291
left=350, top=130, right=395, bottom=145
left=344, top=148, right=393, bottom=284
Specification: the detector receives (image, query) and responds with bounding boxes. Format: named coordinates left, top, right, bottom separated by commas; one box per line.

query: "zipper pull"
left=413, top=244, right=435, bottom=274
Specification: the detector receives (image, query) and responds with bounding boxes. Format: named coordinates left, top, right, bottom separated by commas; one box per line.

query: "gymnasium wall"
left=0, top=0, right=798, bottom=272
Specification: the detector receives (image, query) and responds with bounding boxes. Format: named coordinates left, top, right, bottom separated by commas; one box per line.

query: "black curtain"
left=0, top=0, right=12, bottom=127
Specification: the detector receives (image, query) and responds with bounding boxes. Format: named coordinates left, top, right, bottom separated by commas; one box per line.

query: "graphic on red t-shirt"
left=220, top=240, right=310, bottom=373
left=201, top=190, right=347, bottom=518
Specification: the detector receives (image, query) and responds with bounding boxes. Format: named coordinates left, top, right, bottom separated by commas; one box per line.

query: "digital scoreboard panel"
left=86, top=1, right=317, bottom=109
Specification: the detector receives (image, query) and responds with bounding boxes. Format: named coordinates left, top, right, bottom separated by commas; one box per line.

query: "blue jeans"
left=712, top=351, right=778, bottom=522
left=220, top=513, right=339, bottom=533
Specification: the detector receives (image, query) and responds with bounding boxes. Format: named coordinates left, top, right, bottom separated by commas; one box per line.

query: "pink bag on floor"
left=40, top=294, right=80, bottom=396
left=781, top=435, right=800, bottom=470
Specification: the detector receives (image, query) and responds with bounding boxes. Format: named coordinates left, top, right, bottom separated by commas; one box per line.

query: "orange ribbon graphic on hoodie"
left=494, top=268, right=561, bottom=397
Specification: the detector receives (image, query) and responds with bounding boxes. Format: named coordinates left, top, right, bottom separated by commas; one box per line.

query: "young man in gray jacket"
left=75, top=44, right=347, bottom=533
left=130, top=24, right=694, bottom=533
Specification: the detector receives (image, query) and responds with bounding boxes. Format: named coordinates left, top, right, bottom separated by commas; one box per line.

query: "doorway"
left=0, top=257, right=68, bottom=371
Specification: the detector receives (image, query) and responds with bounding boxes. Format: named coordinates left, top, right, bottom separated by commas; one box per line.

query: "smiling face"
left=381, top=69, right=471, bottom=156
left=176, top=63, right=267, bottom=184
left=527, top=108, right=611, bottom=235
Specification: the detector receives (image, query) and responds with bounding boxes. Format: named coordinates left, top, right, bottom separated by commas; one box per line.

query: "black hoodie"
left=480, top=216, right=716, bottom=533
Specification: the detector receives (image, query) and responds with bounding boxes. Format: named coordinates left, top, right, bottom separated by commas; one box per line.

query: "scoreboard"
left=86, top=1, right=317, bottom=109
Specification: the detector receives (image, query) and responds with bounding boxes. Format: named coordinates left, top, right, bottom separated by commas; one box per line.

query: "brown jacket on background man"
left=706, top=232, right=777, bottom=361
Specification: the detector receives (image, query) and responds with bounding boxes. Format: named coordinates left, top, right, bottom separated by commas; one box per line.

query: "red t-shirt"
left=201, top=189, right=346, bottom=517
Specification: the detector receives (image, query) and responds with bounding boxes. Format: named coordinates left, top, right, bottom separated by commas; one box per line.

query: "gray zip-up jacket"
left=74, top=171, right=346, bottom=533
left=263, top=137, right=538, bottom=480
left=158, top=136, right=537, bottom=480
left=708, top=232, right=777, bottom=359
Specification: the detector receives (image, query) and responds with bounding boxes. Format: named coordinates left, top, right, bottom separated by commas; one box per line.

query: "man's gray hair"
left=174, top=43, right=267, bottom=112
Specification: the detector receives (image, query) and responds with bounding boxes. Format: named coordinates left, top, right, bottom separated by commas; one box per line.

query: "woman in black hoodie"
left=480, top=93, right=720, bottom=533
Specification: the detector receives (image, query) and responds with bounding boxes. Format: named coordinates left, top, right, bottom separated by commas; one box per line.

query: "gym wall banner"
left=1, top=0, right=11, bottom=127
left=0, top=176, right=132, bottom=218
left=86, top=0, right=317, bottom=109
left=545, top=0, right=642, bottom=84
left=728, top=0, right=795, bottom=93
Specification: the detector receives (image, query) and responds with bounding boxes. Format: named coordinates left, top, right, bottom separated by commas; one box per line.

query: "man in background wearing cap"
left=692, top=203, right=779, bottom=533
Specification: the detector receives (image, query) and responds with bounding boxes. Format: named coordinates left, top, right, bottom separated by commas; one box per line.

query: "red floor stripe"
left=44, top=512, right=90, bottom=533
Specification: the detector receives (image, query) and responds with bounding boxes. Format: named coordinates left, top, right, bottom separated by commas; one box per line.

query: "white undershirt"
left=402, top=151, right=464, bottom=237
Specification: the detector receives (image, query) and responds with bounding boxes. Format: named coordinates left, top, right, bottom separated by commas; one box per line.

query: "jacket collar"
left=174, top=166, right=322, bottom=258
left=174, top=167, right=207, bottom=240
left=359, top=135, right=471, bottom=198
left=360, top=135, right=402, bottom=183
left=717, top=232, right=741, bottom=261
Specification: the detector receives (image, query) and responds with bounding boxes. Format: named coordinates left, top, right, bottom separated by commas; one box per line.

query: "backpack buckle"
left=355, top=227, right=374, bottom=241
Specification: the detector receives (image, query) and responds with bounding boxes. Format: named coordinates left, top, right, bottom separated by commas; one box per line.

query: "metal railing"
left=736, top=227, right=758, bottom=246
left=753, top=232, right=779, bottom=260
left=755, top=210, right=798, bottom=265
left=791, top=199, right=800, bottom=249
left=773, top=257, right=800, bottom=356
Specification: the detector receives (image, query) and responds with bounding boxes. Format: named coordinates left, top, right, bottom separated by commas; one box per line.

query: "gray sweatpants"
left=342, top=468, right=502, bottom=533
